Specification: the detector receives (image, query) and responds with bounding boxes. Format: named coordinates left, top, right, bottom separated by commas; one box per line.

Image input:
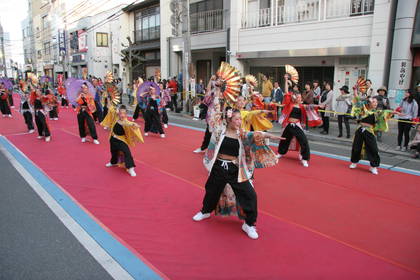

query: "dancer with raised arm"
left=349, top=79, right=396, bottom=175
left=101, top=105, right=144, bottom=177
left=192, top=63, right=281, bottom=240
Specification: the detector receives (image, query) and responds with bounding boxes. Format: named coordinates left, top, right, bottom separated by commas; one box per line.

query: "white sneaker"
left=28, top=129, right=34, bottom=134
left=349, top=163, right=357, bottom=169
left=2, top=115, right=5, bottom=118
left=193, top=148, right=205, bottom=153
left=81, top=137, right=86, bottom=143
left=401, top=147, right=407, bottom=152
left=298, top=154, right=303, bottom=161
left=37, top=136, right=43, bottom=139
left=164, top=124, right=168, bottom=128
left=8, top=114, right=12, bottom=118
left=11, top=106, right=15, bottom=108
left=93, top=139, right=100, bottom=145
left=395, top=146, right=401, bottom=151
left=275, top=154, right=282, bottom=159
left=105, top=162, right=115, bottom=167
left=127, top=168, right=137, bottom=177
left=144, top=133, right=148, bottom=136
left=242, top=223, right=259, bottom=239
left=54, top=118, right=58, bottom=121
left=45, top=136, right=51, bottom=142
left=160, top=134, right=165, bottom=138
left=301, top=160, right=309, bottom=167
left=192, top=212, right=210, bottom=221
left=370, top=167, right=378, bottom=175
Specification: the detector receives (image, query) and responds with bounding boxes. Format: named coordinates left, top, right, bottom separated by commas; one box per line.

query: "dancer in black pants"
left=349, top=89, right=396, bottom=175
left=192, top=107, right=280, bottom=240
left=34, top=99, right=51, bottom=142
left=102, top=105, right=144, bottom=177
left=143, top=88, right=165, bottom=138
left=20, top=92, right=34, bottom=133
left=75, top=84, right=100, bottom=144
left=0, top=83, right=12, bottom=117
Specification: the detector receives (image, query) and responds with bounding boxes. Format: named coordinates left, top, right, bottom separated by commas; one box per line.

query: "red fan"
left=216, top=62, right=241, bottom=103
left=355, top=77, right=367, bottom=94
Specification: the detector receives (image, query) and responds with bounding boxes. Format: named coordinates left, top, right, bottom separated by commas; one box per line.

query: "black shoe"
left=413, top=153, right=419, bottom=159
left=337, top=134, right=343, bottom=138
left=320, top=131, right=328, bottom=135
left=346, top=135, right=350, bottom=139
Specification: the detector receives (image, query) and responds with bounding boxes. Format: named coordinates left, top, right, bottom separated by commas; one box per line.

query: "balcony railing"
left=190, top=9, right=226, bottom=34
left=242, top=0, right=374, bottom=29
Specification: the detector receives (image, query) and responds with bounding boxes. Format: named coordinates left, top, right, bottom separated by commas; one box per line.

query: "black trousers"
left=133, top=104, right=144, bottom=120
left=161, top=109, right=168, bottom=124
left=35, top=111, right=50, bottom=137
left=200, top=125, right=212, bottom=150
left=23, top=111, right=34, bottom=130
left=278, top=123, right=310, bottom=160
left=202, top=160, right=257, bottom=226
left=49, top=107, right=58, bottom=119
left=351, top=127, right=380, bottom=167
left=0, top=99, right=11, bottom=115
left=110, top=137, right=135, bottom=169
left=144, top=110, right=164, bottom=134
left=77, top=111, right=98, bottom=139
left=170, top=95, right=178, bottom=111
left=61, top=98, right=68, bottom=107
left=338, top=115, right=350, bottom=136
left=321, top=113, right=330, bottom=133
left=397, top=119, right=412, bottom=147
left=8, top=94, right=13, bottom=106
left=93, top=101, right=103, bottom=122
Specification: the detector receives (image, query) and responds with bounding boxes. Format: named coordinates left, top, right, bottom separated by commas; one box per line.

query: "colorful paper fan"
left=216, top=62, right=241, bottom=102
left=356, top=77, right=367, bottom=94
left=0, top=78, right=13, bottom=90
left=136, top=81, right=160, bottom=102
left=285, top=65, right=299, bottom=83
left=28, top=73, right=39, bottom=85
left=102, top=82, right=121, bottom=107
left=245, top=74, right=258, bottom=87
left=66, top=79, right=95, bottom=106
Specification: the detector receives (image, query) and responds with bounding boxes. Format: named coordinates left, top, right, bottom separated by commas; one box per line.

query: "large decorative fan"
left=104, top=83, right=121, bottom=106
left=66, top=79, right=95, bottom=106
left=28, top=73, right=39, bottom=85
left=285, top=65, right=299, bottom=83
left=355, top=77, right=367, bottom=94
left=136, top=81, right=160, bottom=103
left=216, top=62, right=241, bottom=103
left=245, top=74, right=258, bottom=87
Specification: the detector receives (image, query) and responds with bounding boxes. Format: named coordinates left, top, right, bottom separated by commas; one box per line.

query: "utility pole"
left=181, top=0, right=191, bottom=113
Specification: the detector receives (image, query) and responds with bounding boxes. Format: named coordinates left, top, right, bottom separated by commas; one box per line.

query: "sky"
left=0, top=0, right=28, bottom=65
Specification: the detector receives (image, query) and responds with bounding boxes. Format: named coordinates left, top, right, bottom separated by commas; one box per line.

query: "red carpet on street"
left=1, top=97, right=419, bottom=280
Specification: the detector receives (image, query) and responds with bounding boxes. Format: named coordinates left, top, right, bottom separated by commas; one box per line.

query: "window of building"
left=135, top=6, right=160, bottom=42
left=144, top=50, right=160, bottom=60
left=42, top=15, right=49, bottom=30
left=37, top=50, right=42, bottom=59
left=190, top=0, right=223, bottom=13
left=44, top=42, right=50, bottom=55
left=96, top=32, right=108, bottom=47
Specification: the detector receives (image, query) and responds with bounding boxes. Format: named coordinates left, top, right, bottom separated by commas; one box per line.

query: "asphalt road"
left=0, top=151, right=114, bottom=280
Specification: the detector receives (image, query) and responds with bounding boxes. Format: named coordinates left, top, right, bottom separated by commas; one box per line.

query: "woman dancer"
left=159, top=82, right=171, bottom=128
left=20, top=91, right=34, bottom=133
left=31, top=89, right=51, bottom=142
left=101, top=105, right=143, bottom=177
left=46, top=89, right=59, bottom=120
left=143, top=87, right=165, bottom=138
left=58, top=84, right=68, bottom=108
left=0, top=82, right=12, bottom=118
left=192, top=81, right=281, bottom=239
left=349, top=88, right=396, bottom=175
left=76, top=83, right=100, bottom=144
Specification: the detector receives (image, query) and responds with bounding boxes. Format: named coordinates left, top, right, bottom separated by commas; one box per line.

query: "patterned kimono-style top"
left=203, top=96, right=278, bottom=183
left=351, top=95, right=394, bottom=134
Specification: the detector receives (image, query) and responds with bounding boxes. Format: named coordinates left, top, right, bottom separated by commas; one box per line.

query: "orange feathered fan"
left=355, top=77, right=367, bottom=94
left=216, top=62, right=241, bottom=103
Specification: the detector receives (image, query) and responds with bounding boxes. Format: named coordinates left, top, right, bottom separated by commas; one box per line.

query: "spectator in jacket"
left=313, top=80, right=321, bottom=104
left=395, top=90, right=419, bottom=151
left=261, top=75, right=273, bottom=103
left=319, top=81, right=334, bottom=135
left=302, top=82, right=314, bottom=104
left=335, top=85, right=352, bottom=138
left=374, top=86, right=390, bottom=142
left=271, top=82, right=283, bottom=103
left=168, top=77, right=178, bottom=111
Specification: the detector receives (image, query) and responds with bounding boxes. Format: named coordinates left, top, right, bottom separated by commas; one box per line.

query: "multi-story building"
left=21, top=16, right=35, bottom=73
left=121, top=0, right=162, bottom=82
left=67, top=5, right=127, bottom=79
